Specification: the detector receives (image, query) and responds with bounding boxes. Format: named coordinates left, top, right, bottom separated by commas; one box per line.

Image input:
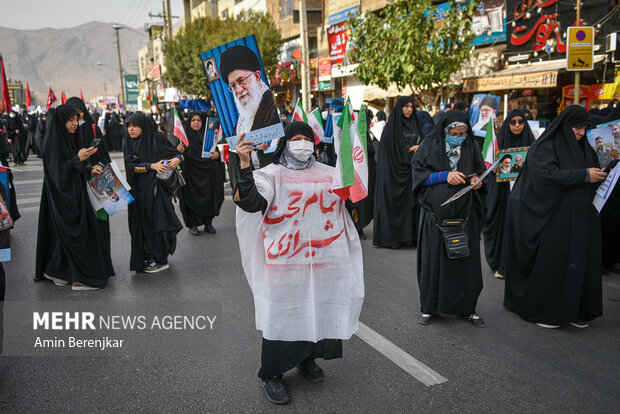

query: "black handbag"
left=437, top=218, right=470, bottom=259
left=156, top=169, right=186, bottom=195
left=430, top=194, right=472, bottom=259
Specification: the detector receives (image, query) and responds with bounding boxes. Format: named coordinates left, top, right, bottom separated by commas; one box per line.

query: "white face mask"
left=288, top=140, right=314, bottom=162
left=9, top=113, right=15, bottom=118
left=78, top=119, right=85, bottom=126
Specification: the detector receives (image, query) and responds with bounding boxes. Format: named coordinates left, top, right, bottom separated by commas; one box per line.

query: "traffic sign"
left=567, top=26, right=594, bottom=71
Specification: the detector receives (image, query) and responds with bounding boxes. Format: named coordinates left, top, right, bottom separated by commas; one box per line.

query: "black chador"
left=123, top=113, right=182, bottom=271
left=178, top=111, right=224, bottom=233
left=412, top=110, right=486, bottom=322
left=504, top=105, right=603, bottom=325
left=373, top=96, right=423, bottom=247
left=35, top=104, right=114, bottom=287
left=482, top=109, right=535, bottom=277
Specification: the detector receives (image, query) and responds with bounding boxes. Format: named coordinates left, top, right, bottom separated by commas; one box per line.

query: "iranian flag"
left=292, top=99, right=324, bottom=144
left=307, top=108, right=324, bottom=145
left=481, top=116, right=498, bottom=168
left=332, top=99, right=369, bottom=203
left=292, top=98, right=307, bottom=122
left=172, top=105, right=189, bottom=147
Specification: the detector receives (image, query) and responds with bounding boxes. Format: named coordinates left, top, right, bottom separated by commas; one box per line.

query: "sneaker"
left=144, top=263, right=170, bottom=274
left=418, top=313, right=432, bottom=325
left=72, top=282, right=100, bottom=291
left=204, top=224, right=216, bottom=234
left=570, top=320, right=589, bottom=328
left=297, top=358, right=324, bottom=383
left=44, top=273, right=70, bottom=286
left=260, top=377, right=290, bottom=405
left=494, top=271, right=504, bottom=279
left=536, top=323, right=560, bottom=329
left=189, top=226, right=201, bottom=236
left=465, top=314, right=485, bottom=328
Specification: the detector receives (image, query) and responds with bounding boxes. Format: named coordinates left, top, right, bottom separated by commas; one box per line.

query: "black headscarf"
left=497, top=109, right=536, bottom=150
left=412, top=109, right=486, bottom=220
left=520, top=108, right=533, bottom=121
left=66, top=96, right=110, bottom=165
left=183, top=111, right=207, bottom=151
left=376, top=111, right=386, bottom=122
left=454, top=102, right=468, bottom=111
left=379, top=96, right=421, bottom=168
left=272, top=121, right=316, bottom=168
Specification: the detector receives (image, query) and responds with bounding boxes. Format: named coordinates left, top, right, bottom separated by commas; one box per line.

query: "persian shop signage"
left=506, top=0, right=608, bottom=62
left=463, top=70, right=558, bottom=92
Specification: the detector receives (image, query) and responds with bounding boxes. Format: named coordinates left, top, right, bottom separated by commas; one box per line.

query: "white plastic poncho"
left=236, top=162, right=365, bottom=342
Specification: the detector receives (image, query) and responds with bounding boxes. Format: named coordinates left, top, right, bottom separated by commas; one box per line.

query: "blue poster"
left=202, top=117, right=220, bottom=158
left=200, top=35, right=284, bottom=151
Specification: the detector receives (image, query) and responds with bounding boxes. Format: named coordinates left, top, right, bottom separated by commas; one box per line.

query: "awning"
left=463, top=55, right=606, bottom=92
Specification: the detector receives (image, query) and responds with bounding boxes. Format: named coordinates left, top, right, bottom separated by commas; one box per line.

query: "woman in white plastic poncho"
left=234, top=121, right=364, bottom=405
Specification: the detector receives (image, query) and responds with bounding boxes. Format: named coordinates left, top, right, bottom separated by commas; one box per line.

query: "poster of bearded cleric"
left=200, top=35, right=284, bottom=150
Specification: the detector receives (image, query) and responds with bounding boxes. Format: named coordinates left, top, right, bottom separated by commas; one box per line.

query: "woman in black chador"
left=66, top=96, right=113, bottom=254
left=123, top=112, right=183, bottom=274
left=482, top=109, right=535, bottom=279
left=504, top=105, right=607, bottom=329
left=412, top=110, right=487, bottom=327
left=177, top=111, right=224, bottom=235
left=373, top=96, right=423, bottom=248
left=35, top=104, right=114, bottom=290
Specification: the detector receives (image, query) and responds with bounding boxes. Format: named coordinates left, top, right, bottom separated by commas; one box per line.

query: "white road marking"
left=355, top=322, right=447, bottom=386
left=13, top=179, right=43, bottom=185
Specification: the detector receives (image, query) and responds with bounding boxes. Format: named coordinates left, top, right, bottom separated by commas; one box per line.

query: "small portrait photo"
left=587, top=125, right=615, bottom=168
left=204, top=58, right=220, bottom=82
left=495, top=147, right=529, bottom=182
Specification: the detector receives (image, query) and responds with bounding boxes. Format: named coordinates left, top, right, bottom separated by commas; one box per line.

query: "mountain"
left=0, top=21, right=148, bottom=105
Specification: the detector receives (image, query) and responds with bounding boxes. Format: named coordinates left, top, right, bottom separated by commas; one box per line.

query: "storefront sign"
left=429, top=1, right=506, bottom=46
left=318, top=56, right=332, bottom=81
left=463, top=70, right=558, bottom=92
left=310, top=58, right=319, bottom=91
left=506, top=0, right=607, bottom=63
left=328, top=0, right=359, bottom=25
left=567, top=27, right=594, bottom=71
left=327, top=22, right=351, bottom=66
left=319, top=80, right=334, bottom=91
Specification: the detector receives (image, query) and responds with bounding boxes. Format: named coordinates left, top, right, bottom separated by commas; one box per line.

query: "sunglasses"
left=510, top=119, right=525, bottom=126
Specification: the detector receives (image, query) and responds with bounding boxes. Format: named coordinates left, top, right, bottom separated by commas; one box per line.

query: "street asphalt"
left=1, top=153, right=619, bottom=413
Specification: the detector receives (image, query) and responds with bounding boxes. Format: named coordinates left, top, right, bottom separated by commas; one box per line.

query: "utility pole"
left=104, top=80, right=108, bottom=99
left=161, top=0, right=168, bottom=40
left=113, top=24, right=125, bottom=108
left=573, top=0, right=581, bottom=105
left=166, top=0, right=173, bottom=39
left=299, top=0, right=311, bottom=112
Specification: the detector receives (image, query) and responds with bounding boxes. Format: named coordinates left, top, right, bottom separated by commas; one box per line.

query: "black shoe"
left=189, top=226, right=201, bottom=236
left=297, top=358, right=324, bottom=383
left=418, top=313, right=432, bottom=325
left=465, top=314, right=485, bottom=328
left=358, top=230, right=367, bottom=240
left=260, top=377, right=290, bottom=405
left=204, top=224, right=216, bottom=234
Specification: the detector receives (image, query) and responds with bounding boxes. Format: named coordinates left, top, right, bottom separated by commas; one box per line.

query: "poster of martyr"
left=200, top=35, right=284, bottom=150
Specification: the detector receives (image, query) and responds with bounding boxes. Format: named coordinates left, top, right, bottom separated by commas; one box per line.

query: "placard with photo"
left=200, top=35, right=284, bottom=151
left=495, top=147, right=529, bottom=182
left=587, top=125, right=616, bottom=168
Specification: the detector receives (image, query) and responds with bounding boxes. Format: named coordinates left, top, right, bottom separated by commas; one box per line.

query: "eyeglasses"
left=228, top=73, right=254, bottom=93
left=510, top=119, right=525, bottom=126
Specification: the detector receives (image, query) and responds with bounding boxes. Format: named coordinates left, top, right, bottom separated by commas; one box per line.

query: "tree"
left=163, top=10, right=283, bottom=97
left=349, top=0, right=477, bottom=100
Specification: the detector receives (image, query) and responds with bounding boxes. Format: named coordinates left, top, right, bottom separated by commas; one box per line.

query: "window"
left=280, top=0, right=293, bottom=18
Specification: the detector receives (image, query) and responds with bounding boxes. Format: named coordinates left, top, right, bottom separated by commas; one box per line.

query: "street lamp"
left=112, top=24, right=125, bottom=109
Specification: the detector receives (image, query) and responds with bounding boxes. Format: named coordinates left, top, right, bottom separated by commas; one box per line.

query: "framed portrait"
left=495, top=147, right=529, bottom=182
left=200, top=35, right=284, bottom=151
left=203, top=57, right=219, bottom=82
left=202, top=117, right=221, bottom=158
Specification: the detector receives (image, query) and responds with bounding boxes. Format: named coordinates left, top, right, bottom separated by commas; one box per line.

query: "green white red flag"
left=481, top=116, right=497, bottom=168
left=332, top=98, right=369, bottom=203
left=173, top=105, right=189, bottom=147
left=292, top=99, right=307, bottom=123
left=293, top=99, right=325, bottom=144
